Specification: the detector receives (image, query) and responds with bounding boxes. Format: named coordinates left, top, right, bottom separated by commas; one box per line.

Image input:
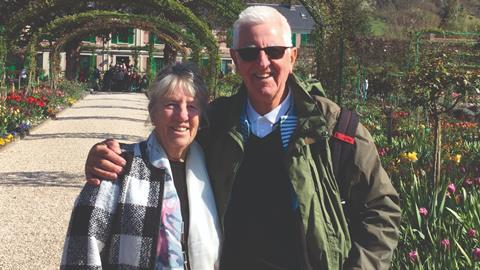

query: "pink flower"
left=440, top=239, right=450, bottom=250
left=447, top=183, right=456, bottom=193
left=475, top=177, right=480, bottom=187
left=468, top=229, right=477, bottom=238
left=451, top=92, right=461, bottom=98
left=473, top=247, right=480, bottom=261
left=419, top=207, right=428, bottom=217
left=408, top=250, right=418, bottom=262
left=463, top=178, right=473, bottom=188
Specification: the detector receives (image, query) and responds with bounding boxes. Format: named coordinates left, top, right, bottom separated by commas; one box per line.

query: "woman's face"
left=151, top=88, right=201, bottom=161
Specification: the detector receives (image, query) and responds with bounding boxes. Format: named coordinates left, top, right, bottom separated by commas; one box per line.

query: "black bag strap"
left=329, top=108, right=359, bottom=201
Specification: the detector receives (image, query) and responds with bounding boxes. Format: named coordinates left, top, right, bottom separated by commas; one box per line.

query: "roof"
left=247, top=3, right=315, bottom=32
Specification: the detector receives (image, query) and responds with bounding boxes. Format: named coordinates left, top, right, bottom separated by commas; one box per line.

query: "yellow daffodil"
left=401, top=152, right=418, bottom=162
left=0, top=138, right=5, bottom=146
left=452, top=154, right=461, bottom=165
left=407, top=152, right=418, bottom=162
left=5, top=134, right=13, bottom=143
left=67, top=97, right=77, bottom=105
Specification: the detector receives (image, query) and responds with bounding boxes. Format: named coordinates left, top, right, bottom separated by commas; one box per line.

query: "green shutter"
left=83, top=36, right=96, bottom=43
left=152, top=57, right=157, bottom=74
left=291, top=33, right=296, bottom=47
left=150, top=32, right=161, bottom=45
left=128, top=28, right=134, bottom=44
left=301, top=33, right=310, bottom=47
left=111, top=34, right=118, bottom=44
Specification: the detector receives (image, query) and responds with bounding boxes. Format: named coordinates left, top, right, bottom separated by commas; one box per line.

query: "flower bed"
left=0, top=80, right=88, bottom=147
left=350, top=98, right=480, bottom=269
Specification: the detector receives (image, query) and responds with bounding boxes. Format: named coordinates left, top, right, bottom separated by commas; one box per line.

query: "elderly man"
left=85, top=6, right=401, bottom=270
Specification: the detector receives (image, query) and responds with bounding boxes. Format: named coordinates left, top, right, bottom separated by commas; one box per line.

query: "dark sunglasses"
left=235, top=46, right=291, bottom=62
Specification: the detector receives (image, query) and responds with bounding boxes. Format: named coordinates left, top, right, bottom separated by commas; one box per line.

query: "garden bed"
left=0, top=80, right=88, bottom=148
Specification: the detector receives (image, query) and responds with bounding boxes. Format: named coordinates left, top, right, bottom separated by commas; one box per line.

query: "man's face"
left=230, top=22, right=297, bottom=115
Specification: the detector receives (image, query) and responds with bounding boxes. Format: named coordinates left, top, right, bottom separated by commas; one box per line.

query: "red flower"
left=419, top=207, right=428, bottom=217
left=26, top=96, right=36, bottom=104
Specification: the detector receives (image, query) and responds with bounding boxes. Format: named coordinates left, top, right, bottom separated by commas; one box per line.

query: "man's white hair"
left=232, top=5, right=292, bottom=49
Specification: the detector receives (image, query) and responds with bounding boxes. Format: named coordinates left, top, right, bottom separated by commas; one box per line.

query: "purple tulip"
left=473, top=248, right=480, bottom=261
left=408, top=250, right=418, bottom=262
left=440, top=239, right=450, bottom=250
left=447, top=183, right=456, bottom=194
left=468, top=229, right=477, bottom=238
left=419, top=207, right=428, bottom=217
left=463, top=178, right=473, bottom=188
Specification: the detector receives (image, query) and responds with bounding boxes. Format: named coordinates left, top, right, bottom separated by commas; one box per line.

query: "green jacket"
left=200, top=75, right=401, bottom=269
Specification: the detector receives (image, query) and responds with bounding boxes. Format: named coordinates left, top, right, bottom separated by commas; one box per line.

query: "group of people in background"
left=79, top=62, right=149, bottom=92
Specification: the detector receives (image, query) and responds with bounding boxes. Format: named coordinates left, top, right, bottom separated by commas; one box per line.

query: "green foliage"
left=0, top=26, right=6, bottom=87
left=215, top=72, right=242, bottom=97
left=368, top=16, right=388, bottom=36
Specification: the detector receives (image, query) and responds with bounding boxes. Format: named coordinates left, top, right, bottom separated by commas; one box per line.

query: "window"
left=112, top=28, right=134, bottom=44
left=83, top=36, right=96, bottom=43
left=221, top=59, right=232, bottom=75
left=149, top=33, right=162, bottom=45
left=301, top=33, right=311, bottom=47
left=291, top=33, right=297, bottom=47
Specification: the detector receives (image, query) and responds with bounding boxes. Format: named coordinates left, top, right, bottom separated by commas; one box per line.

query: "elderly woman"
left=61, top=63, right=221, bottom=270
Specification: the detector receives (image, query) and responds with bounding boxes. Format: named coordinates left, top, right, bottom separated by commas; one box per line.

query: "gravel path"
left=0, top=92, right=151, bottom=270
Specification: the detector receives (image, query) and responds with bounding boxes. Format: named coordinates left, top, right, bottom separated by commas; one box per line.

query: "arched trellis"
left=29, top=10, right=220, bottom=93
left=6, top=0, right=221, bottom=93
left=47, top=25, right=188, bottom=88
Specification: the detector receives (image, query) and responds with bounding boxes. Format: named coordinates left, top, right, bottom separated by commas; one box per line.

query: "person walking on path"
left=85, top=6, right=401, bottom=269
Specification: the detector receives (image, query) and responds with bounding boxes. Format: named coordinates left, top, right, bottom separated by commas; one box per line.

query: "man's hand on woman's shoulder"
left=85, top=139, right=126, bottom=186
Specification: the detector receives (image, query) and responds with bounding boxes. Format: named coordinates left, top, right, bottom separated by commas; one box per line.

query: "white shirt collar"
left=246, top=88, right=292, bottom=138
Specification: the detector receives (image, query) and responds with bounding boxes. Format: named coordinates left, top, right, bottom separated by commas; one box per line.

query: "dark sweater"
left=221, top=128, right=303, bottom=270
left=170, top=160, right=190, bottom=270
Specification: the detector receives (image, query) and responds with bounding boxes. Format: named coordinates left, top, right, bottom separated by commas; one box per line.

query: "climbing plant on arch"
left=28, top=10, right=219, bottom=93
left=6, top=0, right=223, bottom=93
left=49, top=20, right=198, bottom=84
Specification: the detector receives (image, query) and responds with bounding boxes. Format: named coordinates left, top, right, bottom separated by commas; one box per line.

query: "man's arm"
left=344, top=123, right=401, bottom=270
left=85, top=139, right=127, bottom=185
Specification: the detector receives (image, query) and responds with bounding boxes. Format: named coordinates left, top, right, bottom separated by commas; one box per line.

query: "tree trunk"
left=432, top=112, right=442, bottom=188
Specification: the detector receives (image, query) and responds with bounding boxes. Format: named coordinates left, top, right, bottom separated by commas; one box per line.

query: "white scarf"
left=145, top=133, right=221, bottom=270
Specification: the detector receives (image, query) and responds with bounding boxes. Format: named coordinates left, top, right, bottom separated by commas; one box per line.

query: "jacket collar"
left=227, top=74, right=329, bottom=149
